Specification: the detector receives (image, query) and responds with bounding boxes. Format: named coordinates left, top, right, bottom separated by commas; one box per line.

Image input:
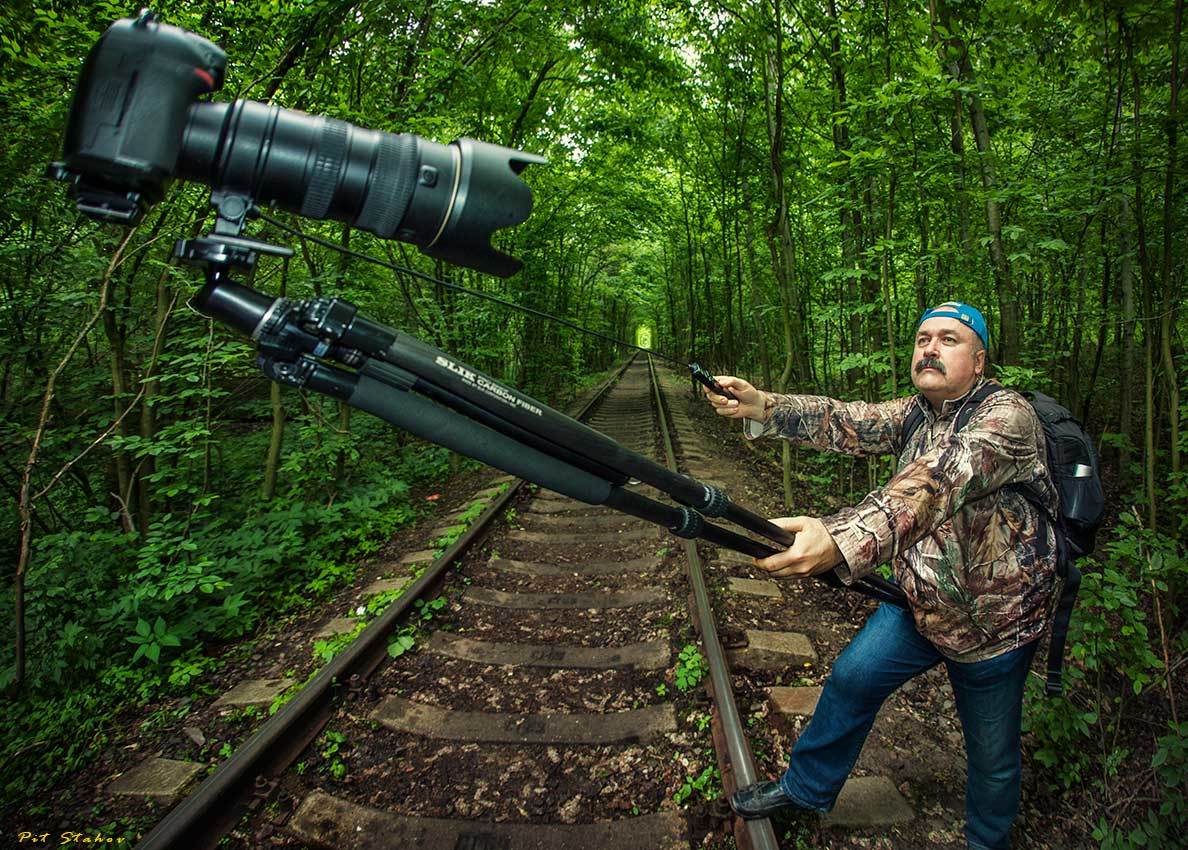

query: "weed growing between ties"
left=675, top=644, right=708, bottom=692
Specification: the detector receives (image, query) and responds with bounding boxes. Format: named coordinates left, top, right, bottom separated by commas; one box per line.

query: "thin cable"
left=254, top=209, right=687, bottom=365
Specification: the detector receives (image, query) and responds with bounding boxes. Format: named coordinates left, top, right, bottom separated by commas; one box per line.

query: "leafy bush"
left=0, top=428, right=441, bottom=812
left=1024, top=511, right=1186, bottom=845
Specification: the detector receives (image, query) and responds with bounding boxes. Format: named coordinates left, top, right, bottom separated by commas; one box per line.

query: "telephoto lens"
left=177, top=101, right=545, bottom=277
left=49, top=13, right=544, bottom=277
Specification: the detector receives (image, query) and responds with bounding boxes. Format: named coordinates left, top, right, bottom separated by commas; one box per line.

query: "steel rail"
left=647, top=354, right=780, bottom=850
left=133, top=355, right=636, bottom=850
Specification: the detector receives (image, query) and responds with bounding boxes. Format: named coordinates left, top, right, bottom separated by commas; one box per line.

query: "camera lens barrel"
left=178, top=101, right=424, bottom=238
left=178, top=101, right=542, bottom=277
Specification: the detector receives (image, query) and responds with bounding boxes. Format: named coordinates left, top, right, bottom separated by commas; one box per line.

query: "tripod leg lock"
left=669, top=507, right=705, bottom=539
left=258, top=354, right=357, bottom=399
left=696, top=484, right=728, bottom=517
left=300, top=297, right=356, bottom=342
left=258, top=354, right=316, bottom=388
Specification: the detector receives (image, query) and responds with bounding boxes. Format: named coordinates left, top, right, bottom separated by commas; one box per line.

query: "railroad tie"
left=504, top=527, right=662, bottom=545
left=488, top=556, right=656, bottom=576
left=462, top=586, right=664, bottom=610
left=426, top=632, right=669, bottom=671
left=725, top=629, right=818, bottom=671
left=106, top=757, right=204, bottom=803
left=371, top=696, right=677, bottom=745
left=288, top=790, right=688, bottom=849
left=212, top=677, right=296, bottom=708
left=726, top=576, right=782, bottom=598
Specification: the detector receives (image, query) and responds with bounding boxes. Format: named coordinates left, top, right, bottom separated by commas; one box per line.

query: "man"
left=702, top=302, right=1057, bottom=850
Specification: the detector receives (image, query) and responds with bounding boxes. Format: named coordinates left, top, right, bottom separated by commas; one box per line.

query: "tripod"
left=175, top=196, right=908, bottom=608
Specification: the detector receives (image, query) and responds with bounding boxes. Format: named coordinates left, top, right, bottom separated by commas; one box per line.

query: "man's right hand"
left=702, top=376, right=768, bottom=421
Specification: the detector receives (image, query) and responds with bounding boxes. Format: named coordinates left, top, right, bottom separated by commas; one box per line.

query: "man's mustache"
left=916, top=357, right=946, bottom=374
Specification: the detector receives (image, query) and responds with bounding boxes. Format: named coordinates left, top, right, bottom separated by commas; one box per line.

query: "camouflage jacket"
left=745, top=380, right=1059, bottom=662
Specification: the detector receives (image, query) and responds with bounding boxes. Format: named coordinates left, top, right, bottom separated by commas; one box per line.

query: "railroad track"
left=129, top=355, right=783, bottom=850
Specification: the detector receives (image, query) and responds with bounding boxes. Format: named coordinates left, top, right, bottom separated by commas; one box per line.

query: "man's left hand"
left=754, top=516, right=844, bottom=578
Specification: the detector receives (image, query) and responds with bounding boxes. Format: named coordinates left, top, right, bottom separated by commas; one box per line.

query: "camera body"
left=50, top=14, right=226, bottom=223
left=50, top=12, right=543, bottom=277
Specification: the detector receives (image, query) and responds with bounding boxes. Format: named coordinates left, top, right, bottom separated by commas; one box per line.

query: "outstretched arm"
left=703, top=376, right=914, bottom=457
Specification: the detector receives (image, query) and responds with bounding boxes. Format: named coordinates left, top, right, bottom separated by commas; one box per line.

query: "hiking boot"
left=729, top=780, right=807, bottom=820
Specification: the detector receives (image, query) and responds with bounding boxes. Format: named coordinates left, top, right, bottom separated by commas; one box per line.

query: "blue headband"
left=917, top=301, right=988, bottom=349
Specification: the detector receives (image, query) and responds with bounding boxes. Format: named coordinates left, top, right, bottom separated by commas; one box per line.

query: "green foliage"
left=1093, top=727, right=1188, bottom=850
left=686, top=710, right=711, bottom=734
left=0, top=661, right=168, bottom=811
left=126, top=617, right=183, bottom=665
left=365, top=585, right=410, bottom=618
left=1, top=1, right=1185, bottom=845
left=312, top=623, right=364, bottom=665
left=319, top=730, right=348, bottom=781
left=993, top=364, right=1047, bottom=390
left=167, top=648, right=216, bottom=688
left=674, top=644, right=707, bottom=693
left=0, top=433, right=430, bottom=811
left=456, top=497, right=491, bottom=524
left=413, top=596, right=448, bottom=622
left=432, top=524, right=468, bottom=552
left=387, top=629, right=417, bottom=659
left=673, top=762, right=719, bottom=805
left=7, top=472, right=414, bottom=690
left=1024, top=511, right=1187, bottom=842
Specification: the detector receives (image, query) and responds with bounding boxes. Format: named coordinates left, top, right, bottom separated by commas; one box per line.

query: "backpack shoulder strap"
left=954, top=381, right=1005, bottom=432
left=901, top=382, right=1003, bottom=451
left=901, top=400, right=926, bottom=452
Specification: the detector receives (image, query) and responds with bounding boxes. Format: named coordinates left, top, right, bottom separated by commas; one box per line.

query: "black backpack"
left=902, top=384, right=1105, bottom=696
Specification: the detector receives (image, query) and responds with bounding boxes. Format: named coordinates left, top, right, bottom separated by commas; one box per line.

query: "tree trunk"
left=1129, top=30, right=1159, bottom=529
left=1118, top=194, right=1136, bottom=478
left=263, top=257, right=290, bottom=500
left=334, top=225, right=353, bottom=495
left=135, top=267, right=172, bottom=534
left=881, top=170, right=899, bottom=396
left=744, top=186, right=773, bottom=389
left=763, top=1, right=810, bottom=387
left=774, top=250, right=798, bottom=508
left=949, top=90, right=971, bottom=249
left=1081, top=219, right=1111, bottom=426
left=909, top=110, right=932, bottom=313
left=14, top=230, right=138, bottom=690
left=1066, top=263, right=1087, bottom=413
left=824, top=0, right=864, bottom=390
left=699, top=229, right=716, bottom=363
left=1159, top=0, right=1183, bottom=474
left=100, top=275, right=135, bottom=532
left=930, top=0, right=1019, bottom=363
left=678, top=169, right=698, bottom=363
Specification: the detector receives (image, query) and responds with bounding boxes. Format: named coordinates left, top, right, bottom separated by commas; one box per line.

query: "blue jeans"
left=779, top=603, right=1038, bottom=850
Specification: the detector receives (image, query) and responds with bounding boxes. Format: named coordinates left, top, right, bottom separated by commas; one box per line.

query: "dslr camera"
left=48, top=10, right=543, bottom=277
